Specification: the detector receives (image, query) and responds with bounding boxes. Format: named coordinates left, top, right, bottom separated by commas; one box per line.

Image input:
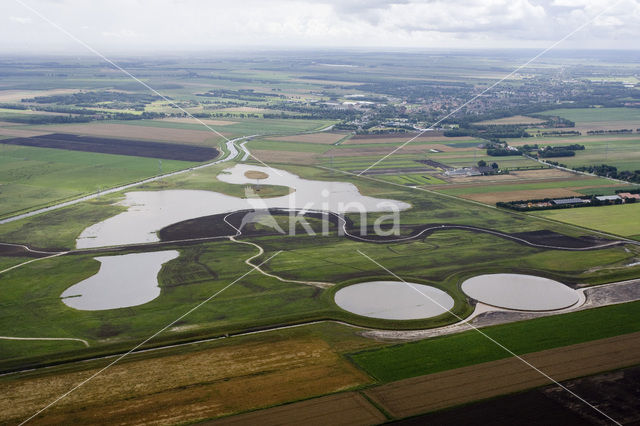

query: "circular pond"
left=334, top=281, right=454, bottom=320
left=461, top=273, right=580, bottom=311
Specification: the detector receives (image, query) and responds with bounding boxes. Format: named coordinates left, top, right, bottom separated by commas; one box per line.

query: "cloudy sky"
left=2, top=0, right=639, bottom=54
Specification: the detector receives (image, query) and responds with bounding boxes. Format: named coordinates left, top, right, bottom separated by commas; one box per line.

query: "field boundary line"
left=357, top=0, right=624, bottom=175
left=18, top=250, right=282, bottom=425
left=357, top=249, right=622, bottom=426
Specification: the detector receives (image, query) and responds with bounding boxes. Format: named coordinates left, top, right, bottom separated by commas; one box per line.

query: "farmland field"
left=533, top=203, right=640, bottom=238
left=30, top=122, right=224, bottom=146
left=2, top=49, right=640, bottom=425
left=0, top=329, right=372, bottom=425
left=0, top=144, right=193, bottom=218
left=350, top=300, right=640, bottom=382
left=538, top=107, right=640, bottom=133
left=475, top=115, right=546, bottom=125
left=510, top=134, right=640, bottom=172
left=2, top=133, right=219, bottom=161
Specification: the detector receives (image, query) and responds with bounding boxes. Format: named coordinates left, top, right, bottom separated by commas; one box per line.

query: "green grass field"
left=0, top=144, right=193, bottom=218
left=510, top=134, right=640, bottom=172
left=533, top=203, right=640, bottom=238
left=437, top=177, right=611, bottom=196
left=134, top=117, right=335, bottom=136
left=538, top=107, right=640, bottom=124
left=375, top=173, right=445, bottom=185
left=247, top=139, right=333, bottom=154
left=350, top=300, right=640, bottom=382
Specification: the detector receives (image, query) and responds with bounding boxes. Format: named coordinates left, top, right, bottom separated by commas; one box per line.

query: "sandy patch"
left=244, top=170, right=269, bottom=179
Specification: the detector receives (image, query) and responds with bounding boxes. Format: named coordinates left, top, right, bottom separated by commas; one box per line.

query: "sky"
left=2, top=0, right=639, bottom=54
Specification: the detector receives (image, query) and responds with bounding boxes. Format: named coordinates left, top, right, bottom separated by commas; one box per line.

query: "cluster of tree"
left=586, top=129, right=634, bottom=134
left=1, top=103, right=100, bottom=116
left=518, top=144, right=539, bottom=152
left=574, top=164, right=640, bottom=183
left=477, top=160, right=499, bottom=169
left=496, top=198, right=585, bottom=212
left=443, top=125, right=530, bottom=139
left=487, top=148, right=521, bottom=157
left=544, top=160, right=567, bottom=167
left=333, top=123, right=358, bottom=131
left=355, top=128, right=409, bottom=135
left=1, top=115, right=93, bottom=124
left=528, top=114, right=575, bottom=128
left=22, top=91, right=161, bottom=110
left=265, top=103, right=358, bottom=120
left=196, top=89, right=283, bottom=102
left=496, top=195, right=625, bottom=211
left=532, top=130, right=581, bottom=136
left=538, top=144, right=584, bottom=158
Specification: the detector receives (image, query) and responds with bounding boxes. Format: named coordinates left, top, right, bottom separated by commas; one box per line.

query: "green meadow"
left=0, top=144, right=193, bottom=218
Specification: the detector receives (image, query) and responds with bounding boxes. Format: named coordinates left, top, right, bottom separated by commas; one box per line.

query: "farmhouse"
left=444, top=167, right=481, bottom=177
left=618, top=192, right=640, bottom=201
left=596, top=195, right=621, bottom=202
left=552, top=197, right=591, bottom=206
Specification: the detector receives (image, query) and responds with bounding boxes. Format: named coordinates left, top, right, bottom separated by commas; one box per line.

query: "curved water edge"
left=461, top=273, right=581, bottom=311
left=61, top=250, right=179, bottom=310
left=76, top=164, right=410, bottom=248
left=334, top=281, right=455, bottom=320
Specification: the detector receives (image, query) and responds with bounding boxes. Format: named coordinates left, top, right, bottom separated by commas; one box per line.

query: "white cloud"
left=9, top=16, right=32, bottom=24
left=0, top=0, right=637, bottom=53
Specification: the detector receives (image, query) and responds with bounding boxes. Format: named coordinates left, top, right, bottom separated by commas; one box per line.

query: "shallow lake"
left=60, top=250, right=179, bottom=310
left=334, top=281, right=454, bottom=320
left=461, top=273, right=580, bottom=311
left=77, top=164, right=410, bottom=248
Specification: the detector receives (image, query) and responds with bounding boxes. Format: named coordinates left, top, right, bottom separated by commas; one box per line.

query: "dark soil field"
left=364, top=331, right=640, bottom=419
left=394, top=364, right=640, bottom=426
left=510, top=230, right=611, bottom=249
left=1, top=133, right=219, bottom=161
left=157, top=210, right=617, bottom=250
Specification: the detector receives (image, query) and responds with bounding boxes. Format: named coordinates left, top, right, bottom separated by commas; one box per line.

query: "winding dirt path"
left=224, top=213, right=332, bottom=288
left=0, top=336, right=89, bottom=347
left=0, top=252, right=67, bottom=275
